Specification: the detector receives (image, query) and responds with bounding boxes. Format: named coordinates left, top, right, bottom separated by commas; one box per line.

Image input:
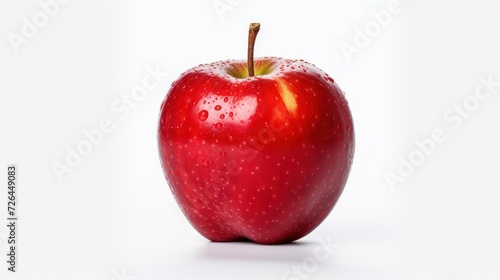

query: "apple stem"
left=248, top=23, right=260, bottom=77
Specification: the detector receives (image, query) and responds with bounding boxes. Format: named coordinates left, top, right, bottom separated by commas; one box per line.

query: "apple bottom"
left=162, top=138, right=351, bottom=244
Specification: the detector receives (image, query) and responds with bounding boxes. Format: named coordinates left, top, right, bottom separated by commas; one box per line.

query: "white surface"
left=0, top=0, right=499, bottom=279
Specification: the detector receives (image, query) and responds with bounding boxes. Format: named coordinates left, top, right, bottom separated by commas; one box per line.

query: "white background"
left=1, top=0, right=499, bottom=279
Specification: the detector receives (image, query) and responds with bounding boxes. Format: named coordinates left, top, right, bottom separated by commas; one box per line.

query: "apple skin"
left=158, top=57, right=354, bottom=244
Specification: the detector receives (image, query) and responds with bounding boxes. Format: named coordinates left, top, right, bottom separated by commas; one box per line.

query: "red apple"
left=158, top=23, right=354, bottom=244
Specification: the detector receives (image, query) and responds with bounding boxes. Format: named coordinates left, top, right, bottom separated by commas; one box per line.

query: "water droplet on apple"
left=223, top=97, right=228, bottom=102
left=215, top=123, right=223, bottom=129
left=228, top=135, right=233, bottom=141
left=229, top=112, right=234, bottom=117
left=215, top=105, right=222, bottom=111
left=202, top=159, right=210, bottom=166
left=220, top=114, right=225, bottom=119
left=220, top=152, right=227, bottom=158
left=324, top=76, right=334, bottom=83
left=198, top=110, right=209, bottom=121
left=237, top=144, right=244, bottom=150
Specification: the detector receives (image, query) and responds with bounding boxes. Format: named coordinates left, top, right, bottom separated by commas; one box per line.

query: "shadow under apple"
left=196, top=240, right=328, bottom=263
